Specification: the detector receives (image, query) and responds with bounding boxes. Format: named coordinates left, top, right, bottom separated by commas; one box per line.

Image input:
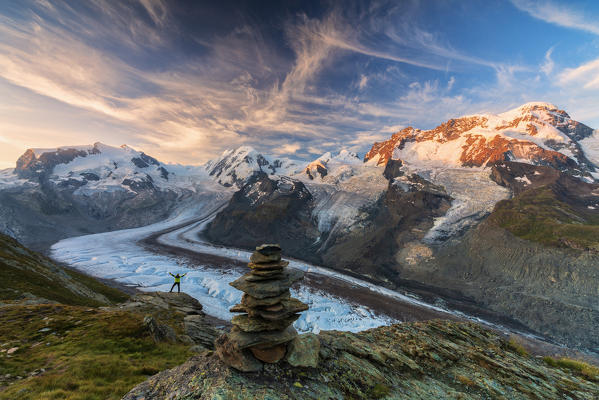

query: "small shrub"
left=543, top=356, right=599, bottom=382
left=457, top=375, right=476, bottom=387
left=507, top=337, right=529, bottom=357
left=371, top=383, right=391, bottom=399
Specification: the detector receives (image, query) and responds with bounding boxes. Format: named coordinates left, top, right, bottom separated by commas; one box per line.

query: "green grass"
left=63, top=268, right=129, bottom=304
left=543, top=356, right=599, bottom=382
left=370, top=383, right=391, bottom=398
left=0, top=260, right=126, bottom=307
left=507, top=337, right=529, bottom=357
left=488, top=186, right=599, bottom=250
left=0, top=232, right=128, bottom=306
left=0, top=304, right=192, bottom=400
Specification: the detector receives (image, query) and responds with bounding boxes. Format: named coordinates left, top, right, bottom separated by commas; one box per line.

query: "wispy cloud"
left=0, top=0, right=596, bottom=168
left=558, top=58, right=599, bottom=89
left=540, top=47, right=555, bottom=75
left=510, top=0, right=599, bottom=35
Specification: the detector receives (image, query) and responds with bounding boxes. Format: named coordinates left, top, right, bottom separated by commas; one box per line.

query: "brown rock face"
left=363, top=105, right=592, bottom=173
left=249, top=343, right=287, bottom=363
left=215, top=244, right=308, bottom=371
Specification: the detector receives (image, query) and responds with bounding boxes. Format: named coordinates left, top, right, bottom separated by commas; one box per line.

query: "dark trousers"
left=170, top=282, right=180, bottom=293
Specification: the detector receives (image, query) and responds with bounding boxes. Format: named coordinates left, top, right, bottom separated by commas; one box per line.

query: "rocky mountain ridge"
left=365, top=102, right=597, bottom=178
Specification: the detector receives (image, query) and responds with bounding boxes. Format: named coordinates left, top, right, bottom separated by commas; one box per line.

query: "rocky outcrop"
left=118, top=291, right=223, bottom=350
left=206, top=170, right=452, bottom=283
left=124, top=319, right=599, bottom=399
left=205, top=173, right=321, bottom=263
left=215, top=244, right=310, bottom=371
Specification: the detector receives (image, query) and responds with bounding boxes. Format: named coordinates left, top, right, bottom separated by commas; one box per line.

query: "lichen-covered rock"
left=143, top=315, right=177, bottom=343
left=214, top=333, right=263, bottom=372
left=124, top=320, right=599, bottom=400
left=286, top=333, right=320, bottom=368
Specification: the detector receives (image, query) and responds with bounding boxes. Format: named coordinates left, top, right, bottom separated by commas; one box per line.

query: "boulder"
left=228, top=325, right=298, bottom=349
left=286, top=333, right=320, bottom=368
left=250, top=343, right=287, bottom=363
left=214, top=334, right=263, bottom=372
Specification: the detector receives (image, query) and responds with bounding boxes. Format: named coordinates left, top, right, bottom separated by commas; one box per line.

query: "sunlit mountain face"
left=0, top=0, right=598, bottom=168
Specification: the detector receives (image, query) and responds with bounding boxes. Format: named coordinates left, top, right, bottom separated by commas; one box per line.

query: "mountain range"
left=1, top=102, right=598, bottom=351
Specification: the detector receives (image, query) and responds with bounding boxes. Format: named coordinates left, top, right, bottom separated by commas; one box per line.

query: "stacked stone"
left=215, top=244, right=308, bottom=372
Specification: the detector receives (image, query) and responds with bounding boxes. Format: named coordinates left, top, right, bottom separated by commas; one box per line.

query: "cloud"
left=510, top=0, right=599, bottom=35
left=279, top=143, right=302, bottom=154
left=447, top=76, right=455, bottom=91
left=558, top=58, right=599, bottom=89
left=1, top=0, right=596, bottom=169
left=540, top=47, right=555, bottom=75
left=358, top=74, right=369, bottom=90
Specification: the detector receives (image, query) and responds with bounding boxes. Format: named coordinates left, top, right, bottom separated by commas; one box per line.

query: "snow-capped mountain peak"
left=364, top=102, right=596, bottom=179
left=12, top=142, right=199, bottom=193
left=204, top=146, right=303, bottom=187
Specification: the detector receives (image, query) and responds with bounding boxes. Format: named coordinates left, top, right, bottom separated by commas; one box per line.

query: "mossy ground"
left=488, top=186, right=599, bottom=250
left=0, top=304, right=192, bottom=400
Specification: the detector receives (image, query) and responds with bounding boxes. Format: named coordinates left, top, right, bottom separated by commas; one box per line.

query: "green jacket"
left=169, top=273, right=187, bottom=283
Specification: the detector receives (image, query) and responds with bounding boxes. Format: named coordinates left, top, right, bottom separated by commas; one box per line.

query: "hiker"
left=168, top=272, right=187, bottom=293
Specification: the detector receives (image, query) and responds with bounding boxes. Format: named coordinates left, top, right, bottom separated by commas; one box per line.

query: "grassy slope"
left=488, top=186, right=599, bottom=250
left=0, top=233, right=193, bottom=399
left=0, top=233, right=128, bottom=306
left=0, top=304, right=192, bottom=400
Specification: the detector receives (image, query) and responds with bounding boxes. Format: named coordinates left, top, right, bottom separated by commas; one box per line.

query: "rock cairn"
left=215, top=244, right=308, bottom=372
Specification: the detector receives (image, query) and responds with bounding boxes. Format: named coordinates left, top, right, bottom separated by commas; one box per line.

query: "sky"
left=0, top=0, right=598, bottom=168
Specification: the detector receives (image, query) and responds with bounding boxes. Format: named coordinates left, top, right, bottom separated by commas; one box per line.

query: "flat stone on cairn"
left=215, top=244, right=308, bottom=371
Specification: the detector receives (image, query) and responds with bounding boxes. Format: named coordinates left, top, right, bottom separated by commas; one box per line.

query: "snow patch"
left=515, top=175, right=532, bottom=185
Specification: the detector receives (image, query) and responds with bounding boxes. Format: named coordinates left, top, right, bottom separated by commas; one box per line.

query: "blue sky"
left=0, top=0, right=598, bottom=167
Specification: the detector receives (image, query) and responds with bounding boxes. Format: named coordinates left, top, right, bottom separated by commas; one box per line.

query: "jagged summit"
left=303, top=149, right=362, bottom=181
left=365, top=102, right=597, bottom=179
left=204, top=146, right=303, bottom=188
left=12, top=142, right=198, bottom=193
